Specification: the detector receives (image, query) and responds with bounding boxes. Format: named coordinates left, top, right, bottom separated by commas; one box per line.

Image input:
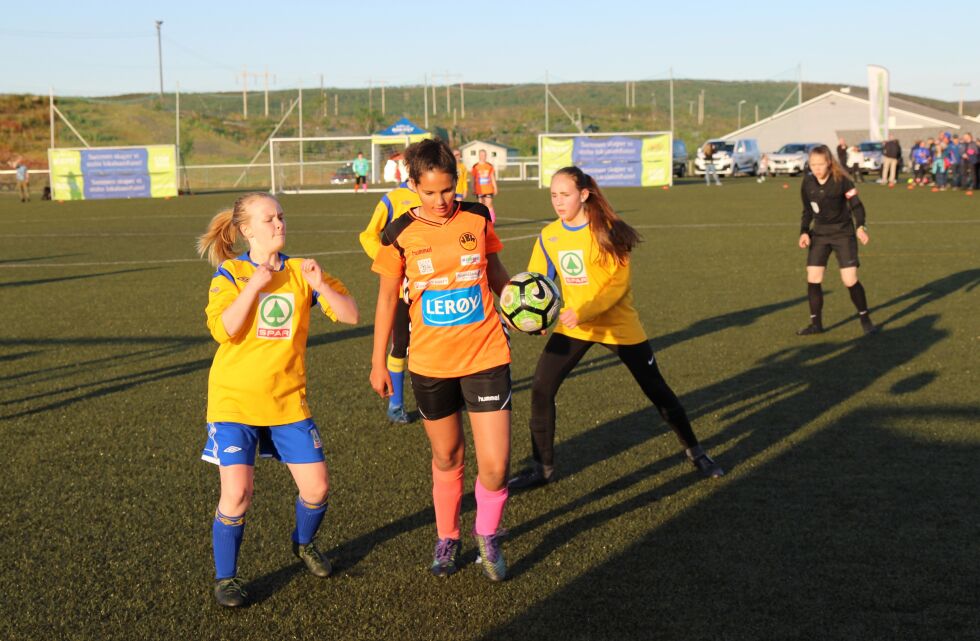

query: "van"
left=694, top=138, right=761, bottom=177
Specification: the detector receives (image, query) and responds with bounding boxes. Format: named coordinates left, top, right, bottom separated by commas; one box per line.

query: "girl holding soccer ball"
left=369, top=139, right=514, bottom=581
left=197, top=192, right=359, bottom=607
left=509, top=167, right=724, bottom=490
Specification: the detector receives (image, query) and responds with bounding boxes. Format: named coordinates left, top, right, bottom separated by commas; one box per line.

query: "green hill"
left=2, top=80, right=975, bottom=171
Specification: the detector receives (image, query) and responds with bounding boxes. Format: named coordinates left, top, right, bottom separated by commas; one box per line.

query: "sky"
left=3, top=0, right=978, bottom=103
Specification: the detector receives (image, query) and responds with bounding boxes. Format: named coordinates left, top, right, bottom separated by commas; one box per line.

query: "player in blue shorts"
left=197, top=192, right=359, bottom=607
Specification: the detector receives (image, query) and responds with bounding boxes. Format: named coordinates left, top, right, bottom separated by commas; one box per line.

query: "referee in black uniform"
left=797, top=145, right=878, bottom=336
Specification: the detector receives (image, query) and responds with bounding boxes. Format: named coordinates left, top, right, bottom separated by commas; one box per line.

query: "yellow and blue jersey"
left=205, top=252, right=349, bottom=425
left=358, top=182, right=421, bottom=260
left=528, top=219, right=647, bottom=345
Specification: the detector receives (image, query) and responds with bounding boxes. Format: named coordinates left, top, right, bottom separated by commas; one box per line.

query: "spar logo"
left=421, top=285, right=484, bottom=326
left=257, top=293, right=294, bottom=339
left=558, top=250, right=589, bottom=285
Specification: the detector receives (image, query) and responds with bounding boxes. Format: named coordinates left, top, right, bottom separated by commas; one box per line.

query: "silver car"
left=768, top=143, right=821, bottom=175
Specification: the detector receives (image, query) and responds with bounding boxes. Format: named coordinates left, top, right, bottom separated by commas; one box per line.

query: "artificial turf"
left=1, top=177, right=977, bottom=640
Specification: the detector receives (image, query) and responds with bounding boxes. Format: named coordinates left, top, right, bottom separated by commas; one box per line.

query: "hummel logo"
left=477, top=394, right=500, bottom=402
left=223, top=446, right=242, bottom=453
left=648, top=356, right=655, bottom=366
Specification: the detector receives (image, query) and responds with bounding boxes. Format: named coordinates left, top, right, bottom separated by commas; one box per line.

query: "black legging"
left=390, top=298, right=410, bottom=359
left=528, top=333, right=700, bottom=468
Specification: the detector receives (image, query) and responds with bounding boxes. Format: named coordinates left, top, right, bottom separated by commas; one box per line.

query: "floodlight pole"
left=298, top=85, right=304, bottom=186
left=460, top=81, right=465, bottom=119
left=737, top=100, right=746, bottom=129
left=423, top=74, right=429, bottom=128
left=669, top=67, right=674, bottom=134
left=545, top=70, right=550, bottom=133
left=49, top=88, right=55, bottom=148
left=797, top=63, right=803, bottom=106
left=155, top=20, right=164, bottom=97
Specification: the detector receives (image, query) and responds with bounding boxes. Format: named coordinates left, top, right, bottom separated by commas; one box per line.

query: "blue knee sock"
left=292, top=496, right=328, bottom=545
left=387, top=354, right=406, bottom=409
left=212, top=510, right=245, bottom=580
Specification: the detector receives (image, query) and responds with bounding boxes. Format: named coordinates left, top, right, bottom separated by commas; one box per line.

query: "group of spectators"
left=905, top=133, right=978, bottom=190
left=843, top=133, right=979, bottom=192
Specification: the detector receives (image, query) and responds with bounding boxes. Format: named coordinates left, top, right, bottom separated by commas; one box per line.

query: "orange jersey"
left=372, top=202, right=510, bottom=378
left=471, top=161, right=495, bottom=195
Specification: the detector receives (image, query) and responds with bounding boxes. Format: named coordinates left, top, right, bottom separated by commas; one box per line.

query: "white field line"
left=0, top=233, right=543, bottom=268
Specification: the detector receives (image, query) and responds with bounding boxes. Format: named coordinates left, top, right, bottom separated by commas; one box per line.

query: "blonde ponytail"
left=196, top=192, right=272, bottom=267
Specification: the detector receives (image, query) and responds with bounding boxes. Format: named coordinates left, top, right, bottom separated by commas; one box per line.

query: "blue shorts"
left=201, top=418, right=325, bottom=466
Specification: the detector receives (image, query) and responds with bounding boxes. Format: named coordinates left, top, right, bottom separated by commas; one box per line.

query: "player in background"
left=797, top=145, right=878, bottom=336
left=352, top=151, right=370, bottom=193
left=453, top=148, right=468, bottom=202
left=196, top=193, right=359, bottom=607
left=370, top=139, right=513, bottom=581
left=471, top=149, right=498, bottom=222
left=359, top=179, right=422, bottom=423
left=508, top=166, right=724, bottom=491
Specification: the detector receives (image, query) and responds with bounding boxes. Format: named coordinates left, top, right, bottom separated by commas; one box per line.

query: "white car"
left=694, top=138, right=761, bottom=177
left=768, top=143, right=821, bottom=175
left=853, top=141, right=884, bottom=174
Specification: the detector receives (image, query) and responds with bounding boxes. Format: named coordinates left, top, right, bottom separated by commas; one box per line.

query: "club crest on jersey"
left=257, top=293, right=294, bottom=339
left=459, top=232, right=478, bottom=251
left=421, top=285, right=484, bottom=326
left=417, top=257, right=434, bottom=275
left=558, top=250, right=589, bottom=285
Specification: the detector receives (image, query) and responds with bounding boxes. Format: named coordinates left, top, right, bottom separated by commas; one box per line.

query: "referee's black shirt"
left=800, top=172, right=867, bottom=236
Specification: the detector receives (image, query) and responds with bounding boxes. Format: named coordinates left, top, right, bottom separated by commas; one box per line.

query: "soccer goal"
left=269, top=135, right=418, bottom=194
left=537, top=131, right=674, bottom=189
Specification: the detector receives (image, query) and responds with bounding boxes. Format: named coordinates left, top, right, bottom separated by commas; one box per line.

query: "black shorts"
left=355, top=175, right=367, bottom=185
left=410, top=364, right=512, bottom=421
left=807, top=234, right=860, bottom=268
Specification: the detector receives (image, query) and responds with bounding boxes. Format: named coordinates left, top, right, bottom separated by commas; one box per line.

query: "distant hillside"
left=2, top=81, right=976, bottom=170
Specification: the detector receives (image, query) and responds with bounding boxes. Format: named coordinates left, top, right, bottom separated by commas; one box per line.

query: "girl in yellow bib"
left=509, top=167, right=724, bottom=490
left=197, top=192, right=359, bottom=607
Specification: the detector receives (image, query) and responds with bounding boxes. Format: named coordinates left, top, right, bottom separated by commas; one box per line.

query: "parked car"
left=694, top=138, right=761, bottom=177
left=768, top=143, right=822, bottom=175
left=853, top=141, right=884, bottom=175
left=672, top=139, right=688, bottom=177
left=330, top=163, right=356, bottom=184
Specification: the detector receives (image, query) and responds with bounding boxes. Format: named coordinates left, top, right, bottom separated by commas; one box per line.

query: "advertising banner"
left=539, top=133, right=671, bottom=188
left=48, top=145, right=177, bottom=201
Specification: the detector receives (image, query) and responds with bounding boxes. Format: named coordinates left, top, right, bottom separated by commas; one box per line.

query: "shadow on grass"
left=0, top=267, right=158, bottom=289
left=0, top=325, right=372, bottom=420
left=0, top=253, right=83, bottom=265
left=477, top=272, right=979, bottom=639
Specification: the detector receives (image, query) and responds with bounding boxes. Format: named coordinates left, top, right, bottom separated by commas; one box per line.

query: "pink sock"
left=489, top=207, right=496, bottom=224
left=474, top=477, right=508, bottom=536
left=431, top=462, right=463, bottom=539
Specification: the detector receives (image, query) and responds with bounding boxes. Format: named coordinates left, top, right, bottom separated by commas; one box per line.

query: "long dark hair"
left=404, top=138, right=458, bottom=183
left=808, top=144, right=848, bottom=182
left=553, top=166, right=641, bottom=265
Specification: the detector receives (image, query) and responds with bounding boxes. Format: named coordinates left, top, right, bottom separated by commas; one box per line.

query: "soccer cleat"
left=473, top=531, right=507, bottom=582
left=861, top=319, right=880, bottom=336
left=213, top=577, right=248, bottom=608
left=387, top=404, right=410, bottom=424
left=293, top=541, right=332, bottom=578
left=430, top=537, right=462, bottom=577
left=507, top=464, right=556, bottom=491
left=686, top=446, right=725, bottom=479
left=796, top=324, right=824, bottom=336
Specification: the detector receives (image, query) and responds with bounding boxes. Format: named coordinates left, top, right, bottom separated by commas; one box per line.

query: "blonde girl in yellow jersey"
left=197, top=192, right=359, bottom=607
left=508, top=167, right=724, bottom=490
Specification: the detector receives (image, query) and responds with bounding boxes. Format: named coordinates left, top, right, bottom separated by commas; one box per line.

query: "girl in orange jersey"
left=370, top=139, right=513, bottom=581
left=508, top=167, right=724, bottom=491
left=197, top=192, right=359, bottom=607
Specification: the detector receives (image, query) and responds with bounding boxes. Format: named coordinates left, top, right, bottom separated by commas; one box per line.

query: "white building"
left=459, top=140, right=517, bottom=173
left=719, top=90, right=978, bottom=153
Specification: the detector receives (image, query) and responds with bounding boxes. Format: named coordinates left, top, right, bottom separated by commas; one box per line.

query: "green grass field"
left=1, top=178, right=978, bottom=640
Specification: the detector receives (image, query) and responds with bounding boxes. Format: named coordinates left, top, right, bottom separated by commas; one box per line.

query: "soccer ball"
left=499, top=272, right=562, bottom=333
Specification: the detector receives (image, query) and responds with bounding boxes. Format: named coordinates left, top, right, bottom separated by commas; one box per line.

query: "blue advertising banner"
left=577, top=162, right=643, bottom=187
left=49, top=145, right=177, bottom=201
left=572, top=136, right=643, bottom=164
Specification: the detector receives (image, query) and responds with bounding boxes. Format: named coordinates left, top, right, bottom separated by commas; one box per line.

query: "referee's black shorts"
left=410, top=364, right=512, bottom=421
left=807, top=234, right=860, bottom=268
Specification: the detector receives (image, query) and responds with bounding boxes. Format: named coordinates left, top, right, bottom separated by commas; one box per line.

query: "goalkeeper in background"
left=352, top=151, right=370, bottom=193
